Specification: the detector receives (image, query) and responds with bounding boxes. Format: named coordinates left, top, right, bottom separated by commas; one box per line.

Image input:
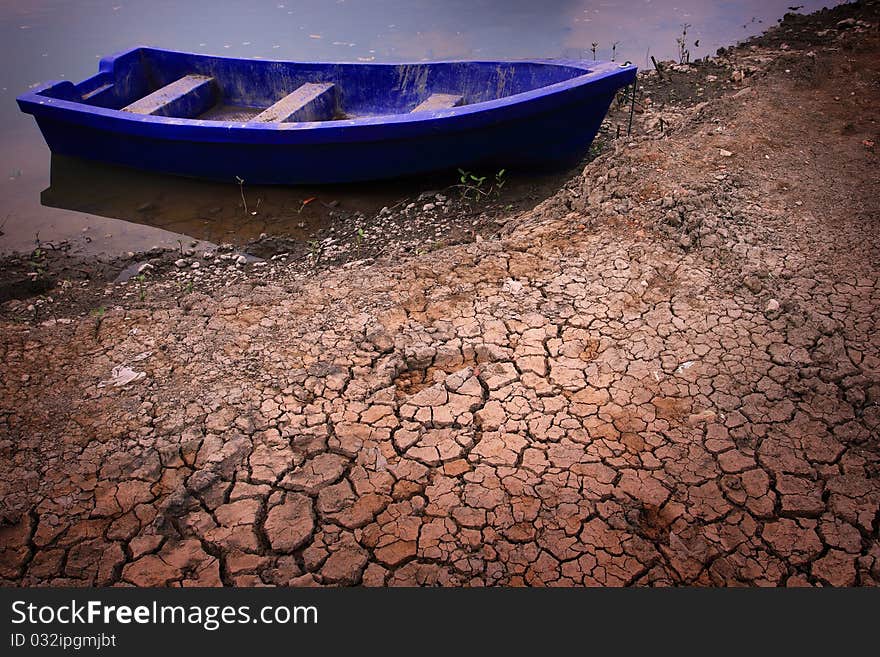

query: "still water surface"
left=0, top=0, right=839, bottom=255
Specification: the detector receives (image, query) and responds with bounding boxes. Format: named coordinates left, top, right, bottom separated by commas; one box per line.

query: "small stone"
left=743, top=276, right=762, bottom=294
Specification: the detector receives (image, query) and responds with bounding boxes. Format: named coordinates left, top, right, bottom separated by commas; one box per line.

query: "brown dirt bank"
left=1, top=2, right=878, bottom=586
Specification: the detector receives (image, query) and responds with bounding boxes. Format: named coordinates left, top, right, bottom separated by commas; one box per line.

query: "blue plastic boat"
left=18, top=47, right=636, bottom=184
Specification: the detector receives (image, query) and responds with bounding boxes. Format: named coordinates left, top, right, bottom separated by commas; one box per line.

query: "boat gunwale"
left=17, top=47, right=636, bottom=140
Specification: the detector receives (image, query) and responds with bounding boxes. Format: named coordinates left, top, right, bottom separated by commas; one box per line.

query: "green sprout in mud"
left=456, top=168, right=507, bottom=203
left=355, top=227, right=365, bottom=259
left=308, top=239, right=322, bottom=266
left=236, top=176, right=249, bottom=216
left=173, top=280, right=194, bottom=304
left=91, top=306, right=106, bottom=318
left=135, top=274, right=147, bottom=301
left=30, top=245, right=47, bottom=277
left=494, top=169, right=507, bottom=197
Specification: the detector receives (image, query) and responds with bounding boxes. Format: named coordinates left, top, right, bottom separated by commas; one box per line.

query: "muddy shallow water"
left=0, top=0, right=841, bottom=256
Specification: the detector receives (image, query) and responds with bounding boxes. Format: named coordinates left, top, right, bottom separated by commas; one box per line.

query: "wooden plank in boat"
left=122, top=74, right=216, bottom=117
left=252, top=83, right=336, bottom=123
left=81, top=83, right=114, bottom=102
left=411, top=93, right=464, bottom=113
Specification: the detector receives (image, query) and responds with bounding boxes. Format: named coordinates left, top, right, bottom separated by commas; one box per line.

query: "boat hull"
left=19, top=49, right=636, bottom=184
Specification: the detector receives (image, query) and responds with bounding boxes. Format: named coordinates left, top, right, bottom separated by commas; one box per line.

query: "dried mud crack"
left=1, top=3, right=878, bottom=587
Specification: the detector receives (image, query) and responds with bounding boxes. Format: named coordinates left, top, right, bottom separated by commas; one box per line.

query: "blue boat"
left=18, top=47, right=636, bottom=184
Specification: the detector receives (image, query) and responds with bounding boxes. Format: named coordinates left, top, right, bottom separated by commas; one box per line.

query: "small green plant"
left=456, top=168, right=507, bottom=203
left=135, top=274, right=147, bottom=301
left=30, top=244, right=47, bottom=277
left=494, top=169, right=507, bottom=197
left=457, top=168, right=486, bottom=202
left=235, top=175, right=249, bottom=215
left=307, top=238, right=321, bottom=265
left=355, top=227, right=365, bottom=259
left=677, top=24, right=691, bottom=64
left=91, top=306, right=106, bottom=318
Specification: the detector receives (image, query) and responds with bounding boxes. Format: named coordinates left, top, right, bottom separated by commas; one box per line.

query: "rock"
left=719, top=149, right=733, bottom=157
left=423, top=203, right=436, bottom=212
left=174, top=258, right=188, bottom=268
left=743, top=275, right=763, bottom=294
left=765, top=298, right=780, bottom=314
left=502, top=278, right=524, bottom=295
left=98, top=365, right=146, bottom=388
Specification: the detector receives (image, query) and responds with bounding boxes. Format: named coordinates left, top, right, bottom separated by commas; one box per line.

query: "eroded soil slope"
left=1, top=5, right=878, bottom=586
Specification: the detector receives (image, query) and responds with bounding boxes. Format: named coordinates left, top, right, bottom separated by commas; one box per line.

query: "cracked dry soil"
left=1, top=5, right=879, bottom=587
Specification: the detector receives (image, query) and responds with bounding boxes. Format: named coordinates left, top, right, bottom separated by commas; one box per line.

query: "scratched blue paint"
left=17, top=47, right=636, bottom=184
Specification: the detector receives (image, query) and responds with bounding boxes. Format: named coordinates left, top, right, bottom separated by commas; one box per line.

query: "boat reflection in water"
left=40, top=154, right=432, bottom=248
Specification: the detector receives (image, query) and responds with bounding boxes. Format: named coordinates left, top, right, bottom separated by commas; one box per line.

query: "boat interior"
left=38, top=47, right=591, bottom=123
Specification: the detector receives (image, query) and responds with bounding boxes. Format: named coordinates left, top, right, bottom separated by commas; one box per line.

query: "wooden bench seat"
left=252, top=83, right=336, bottom=123
left=411, top=93, right=464, bottom=113
left=122, top=74, right=216, bottom=118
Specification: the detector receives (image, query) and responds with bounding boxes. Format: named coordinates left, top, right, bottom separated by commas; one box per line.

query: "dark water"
left=0, top=0, right=840, bottom=256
